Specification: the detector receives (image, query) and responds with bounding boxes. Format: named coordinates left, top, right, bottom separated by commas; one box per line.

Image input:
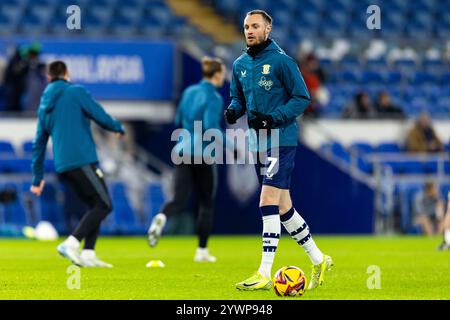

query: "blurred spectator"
left=3, top=46, right=28, bottom=112
left=342, top=91, right=376, bottom=119
left=406, top=112, right=443, bottom=153
left=298, top=53, right=329, bottom=117
left=2, top=43, right=46, bottom=113
left=24, top=44, right=46, bottom=112
left=375, top=91, right=406, bottom=119
left=413, top=181, right=445, bottom=236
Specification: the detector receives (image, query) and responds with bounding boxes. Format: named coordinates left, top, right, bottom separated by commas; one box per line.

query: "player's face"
left=243, top=14, right=271, bottom=47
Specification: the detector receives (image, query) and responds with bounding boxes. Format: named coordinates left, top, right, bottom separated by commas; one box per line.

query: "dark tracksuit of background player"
left=160, top=79, right=224, bottom=248
left=31, top=78, right=125, bottom=249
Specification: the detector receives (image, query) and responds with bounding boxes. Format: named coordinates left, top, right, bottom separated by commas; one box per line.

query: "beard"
left=246, top=34, right=267, bottom=47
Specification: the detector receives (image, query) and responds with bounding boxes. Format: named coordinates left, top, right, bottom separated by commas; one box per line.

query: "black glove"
left=224, top=108, right=238, bottom=124
left=249, top=111, right=274, bottom=129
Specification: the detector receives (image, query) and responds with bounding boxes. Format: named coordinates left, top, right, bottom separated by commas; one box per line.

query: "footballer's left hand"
left=249, top=111, right=274, bottom=129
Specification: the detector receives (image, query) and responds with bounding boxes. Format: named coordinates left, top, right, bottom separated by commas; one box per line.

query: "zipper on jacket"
left=251, top=57, right=257, bottom=113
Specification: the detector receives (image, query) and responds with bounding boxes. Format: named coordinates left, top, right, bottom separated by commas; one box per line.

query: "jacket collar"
left=246, top=38, right=282, bottom=58
left=200, top=79, right=217, bottom=89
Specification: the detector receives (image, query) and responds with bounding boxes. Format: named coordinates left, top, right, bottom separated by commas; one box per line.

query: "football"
left=273, top=266, right=308, bottom=297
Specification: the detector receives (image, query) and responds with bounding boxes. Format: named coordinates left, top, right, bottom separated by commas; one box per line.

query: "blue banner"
left=0, top=39, right=175, bottom=100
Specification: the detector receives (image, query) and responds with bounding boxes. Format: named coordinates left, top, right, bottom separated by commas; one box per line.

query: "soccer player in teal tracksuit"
left=224, top=10, right=333, bottom=290
left=31, top=61, right=125, bottom=267
left=147, top=57, right=226, bottom=262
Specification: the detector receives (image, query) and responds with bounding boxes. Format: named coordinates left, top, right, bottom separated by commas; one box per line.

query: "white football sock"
left=445, top=229, right=450, bottom=245
left=81, top=249, right=96, bottom=259
left=258, top=209, right=281, bottom=279
left=281, top=208, right=324, bottom=265
left=196, top=247, right=208, bottom=255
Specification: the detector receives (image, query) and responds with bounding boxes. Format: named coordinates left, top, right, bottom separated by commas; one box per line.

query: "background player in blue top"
left=31, top=61, right=125, bottom=267
left=225, top=10, right=333, bottom=291
left=147, top=57, right=226, bottom=263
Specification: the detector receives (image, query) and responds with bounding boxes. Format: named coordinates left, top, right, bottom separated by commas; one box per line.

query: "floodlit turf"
left=0, top=235, right=449, bottom=300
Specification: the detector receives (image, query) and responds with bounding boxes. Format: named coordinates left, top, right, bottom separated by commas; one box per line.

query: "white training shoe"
left=147, top=213, right=167, bottom=248
left=57, top=242, right=83, bottom=266
left=81, top=250, right=113, bottom=268
left=194, top=248, right=217, bottom=263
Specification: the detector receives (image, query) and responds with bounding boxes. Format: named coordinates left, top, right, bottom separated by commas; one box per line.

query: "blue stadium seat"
left=317, top=57, right=333, bottom=68
left=82, top=14, right=107, bottom=35
left=384, top=71, right=402, bottom=85
left=267, top=0, right=297, bottom=11
left=330, top=142, right=350, bottom=163
left=340, top=56, right=360, bottom=69
left=272, top=10, right=291, bottom=26
left=405, top=20, right=434, bottom=39
left=409, top=71, right=437, bottom=85
left=145, top=6, right=175, bottom=27
left=408, top=0, right=435, bottom=13
left=340, top=69, right=361, bottom=83
left=121, top=1, right=143, bottom=20
left=324, top=98, right=347, bottom=116
left=0, top=141, right=15, bottom=157
left=292, top=25, right=319, bottom=41
left=19, top=13, right=47, bottom=35
left=435, top=19, right=450, bottom=39
left=423, top=59, right=445, bottom=74
left=0, top=13, right=14, bottom=35
left=297, top=10, right=321, bottom=27
left=437, top=98, right=450, bottom=110
left=110, top=14, right=137, bottom=36
left=394, top=59, right=417, bottom=71
left=22, top=140, right=52, bottom=159
left=28, top=3, right=55, bottom=23
left=376, top=142, right=401, bottom=153
left=350, top=142, right=374, bottom=155
left=215, top=0, right=241, bottom=14
left=365, top=58, right=387, bottom=70
left=7, top=158, right=32, bottom=173
left=357, top=157, right=373, bottom=174
left=321, top=20, right=347, bottom=38
left=361, top=70, right=384, bottom=84
left=22, top=140, right=34, bottom=157
left=139, top=19, right=167, bottom=38
left=440, top=73, right=450, bottom=85
left=383, top=161, right=425, bottom=174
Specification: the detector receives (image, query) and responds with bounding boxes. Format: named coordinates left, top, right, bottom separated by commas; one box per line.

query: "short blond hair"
left=201, top=56, right=224, bottom=79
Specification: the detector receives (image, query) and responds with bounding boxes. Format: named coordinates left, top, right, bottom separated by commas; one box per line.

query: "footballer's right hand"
left=224, top=108, right=238, bottom=124
left=30, top=180, right=46, bottom=197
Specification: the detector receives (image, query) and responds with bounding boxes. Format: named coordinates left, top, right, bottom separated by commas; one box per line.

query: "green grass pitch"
left=0, top=235, right=449, bottom=300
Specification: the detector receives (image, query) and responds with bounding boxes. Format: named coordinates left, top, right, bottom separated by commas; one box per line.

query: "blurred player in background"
left=30, top=61, right=125, bottom=267
left=147, top=57, right=226, bottom=262
left=413, top=181, right=444, bottom=236
left=438, top=191, right=450, bottom=251
left=224, top=10, right=333, bottom=291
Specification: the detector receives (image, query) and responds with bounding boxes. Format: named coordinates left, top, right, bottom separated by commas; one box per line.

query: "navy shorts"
left=254, top=146, right=297, bottom=189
